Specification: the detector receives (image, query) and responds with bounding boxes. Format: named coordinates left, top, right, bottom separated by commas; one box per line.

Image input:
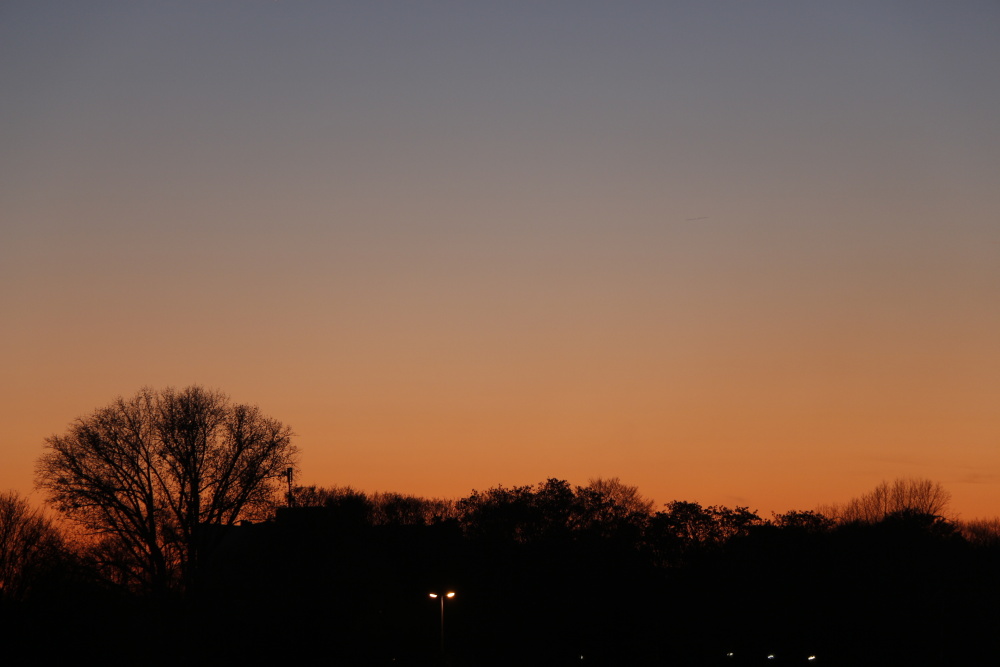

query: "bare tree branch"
left=36, top=385, right=297, bottom=594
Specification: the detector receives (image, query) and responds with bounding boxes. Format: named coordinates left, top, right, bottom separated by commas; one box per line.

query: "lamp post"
left=428, top=591, right=455, bottom=660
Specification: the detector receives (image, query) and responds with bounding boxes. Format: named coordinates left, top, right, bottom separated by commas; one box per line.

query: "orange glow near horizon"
left=2, top=3, right=999, bottom=522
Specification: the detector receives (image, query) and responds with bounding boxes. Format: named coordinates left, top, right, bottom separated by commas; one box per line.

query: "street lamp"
left=429, top=591, right=456, bottom=659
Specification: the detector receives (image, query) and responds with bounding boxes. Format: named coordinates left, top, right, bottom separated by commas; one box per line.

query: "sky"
left=3, top=1, right=999, bottom=519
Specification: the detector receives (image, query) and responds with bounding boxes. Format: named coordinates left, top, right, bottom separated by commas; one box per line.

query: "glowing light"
left=446, top=592, right=456, bottom=598
left=429, top=593, right=438, bottom=598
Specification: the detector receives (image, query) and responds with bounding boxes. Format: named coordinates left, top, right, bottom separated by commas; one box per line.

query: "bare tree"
left=585, top=477, right=654, bottom=516
left=0, top=491, right=65, bottom=601
left=36, top=386, right=297, bottom=593
left=959, top=517, right=1000, bottom=547
left=369, top=491, right=457, bottom=525
left=830, top=478, right=952, bottom=524
left=293, top=484, right=363, bottom=509
left=292, top=485, right=458, bottom=526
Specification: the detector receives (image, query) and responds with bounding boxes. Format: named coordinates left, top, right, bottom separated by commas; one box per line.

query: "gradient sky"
left=3, top=1, right=999, bottom=519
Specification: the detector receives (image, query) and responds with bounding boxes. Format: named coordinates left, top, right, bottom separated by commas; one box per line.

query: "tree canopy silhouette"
left=0, top=491, right=66, bottom=602
left=36, top=385, right=296, bottom=593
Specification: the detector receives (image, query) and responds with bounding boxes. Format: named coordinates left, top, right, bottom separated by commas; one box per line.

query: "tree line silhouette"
left=3, top=386, right=999, bottom=665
